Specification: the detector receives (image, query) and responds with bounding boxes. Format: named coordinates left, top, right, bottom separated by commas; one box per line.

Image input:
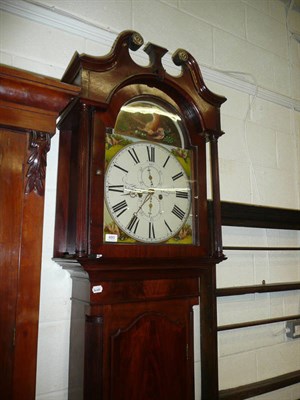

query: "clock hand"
left=122, top=185, right=146, bottom=198
left=147, top=166, right=154, bottom=187
left=132, top=188, right=155, bottom=216
left=134, top=192, right=151, bottom=215
left=122, top=191, right=142, bottom=198
left=122, top=184, right=178, bottom=199
left=147, top=194, right=154, bottom=217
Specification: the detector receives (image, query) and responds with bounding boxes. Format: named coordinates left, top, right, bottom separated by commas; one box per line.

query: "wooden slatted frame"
left=210, top=201, right=300, bottom=399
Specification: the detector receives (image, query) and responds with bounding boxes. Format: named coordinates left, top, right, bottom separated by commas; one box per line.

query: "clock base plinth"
left=65, top=261, right=199, bottom=400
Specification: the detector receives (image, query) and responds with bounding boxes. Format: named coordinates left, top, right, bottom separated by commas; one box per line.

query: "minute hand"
left=133, top=190, right=154, bottom=216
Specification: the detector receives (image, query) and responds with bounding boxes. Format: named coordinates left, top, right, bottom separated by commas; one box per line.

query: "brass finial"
left=172, top=48, right=189, bottom=66
left=130, top=32, right=144, bottom=51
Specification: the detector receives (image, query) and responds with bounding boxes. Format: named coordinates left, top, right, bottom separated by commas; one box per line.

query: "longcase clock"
left=54, top=30, right=226, bottom=400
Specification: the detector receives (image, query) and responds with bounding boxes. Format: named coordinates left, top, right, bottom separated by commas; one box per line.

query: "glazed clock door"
left=104, top=139, right=192, bottom=244
left=90, top=96, right=201, bottom=256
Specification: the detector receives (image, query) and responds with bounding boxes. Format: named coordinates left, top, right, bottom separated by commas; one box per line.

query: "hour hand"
left=123, top=184, right=145, bottom=197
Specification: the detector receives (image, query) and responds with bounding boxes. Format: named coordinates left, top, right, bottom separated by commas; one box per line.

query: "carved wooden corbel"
left=25, top=130, right=51, bottom=196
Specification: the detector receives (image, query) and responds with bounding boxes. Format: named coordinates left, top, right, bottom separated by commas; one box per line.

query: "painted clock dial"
left=104, top=140, right=192, bottom=244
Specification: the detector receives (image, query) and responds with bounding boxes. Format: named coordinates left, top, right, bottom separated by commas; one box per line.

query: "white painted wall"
left=1, top=0, right=300, bottom=399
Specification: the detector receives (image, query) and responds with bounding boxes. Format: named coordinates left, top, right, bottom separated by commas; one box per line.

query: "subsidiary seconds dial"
left=104, top=141, right=192, bottom=243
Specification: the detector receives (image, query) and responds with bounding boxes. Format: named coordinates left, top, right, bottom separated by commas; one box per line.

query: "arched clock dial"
left=104, top=141, right=192, bottom=243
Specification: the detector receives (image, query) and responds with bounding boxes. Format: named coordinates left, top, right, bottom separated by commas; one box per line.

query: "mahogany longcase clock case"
left=54, top=31, right=226, bottom=400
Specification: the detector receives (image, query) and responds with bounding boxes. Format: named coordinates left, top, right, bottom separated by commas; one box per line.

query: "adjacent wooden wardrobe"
left=0, top=65, right=79, bottom=400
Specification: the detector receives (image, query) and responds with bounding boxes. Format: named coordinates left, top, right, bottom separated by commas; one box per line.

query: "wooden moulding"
left=0, top=65, right=80, bottom=113
left=0, top=64, right=80, bottom=133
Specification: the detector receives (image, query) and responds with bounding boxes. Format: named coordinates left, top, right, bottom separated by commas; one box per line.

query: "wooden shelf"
left=219, top=370, right=300, bottom=400
left=218, top=314, right=300, bottom=331
left=219, top=201, right=300, bottom=230
left=223, top=246, right=300, bottom=251
left=208, top=201, right=300, bottom=230
left=217, top=282, right=300, bottom=297
left=215, top=201, right=300, bottom=399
